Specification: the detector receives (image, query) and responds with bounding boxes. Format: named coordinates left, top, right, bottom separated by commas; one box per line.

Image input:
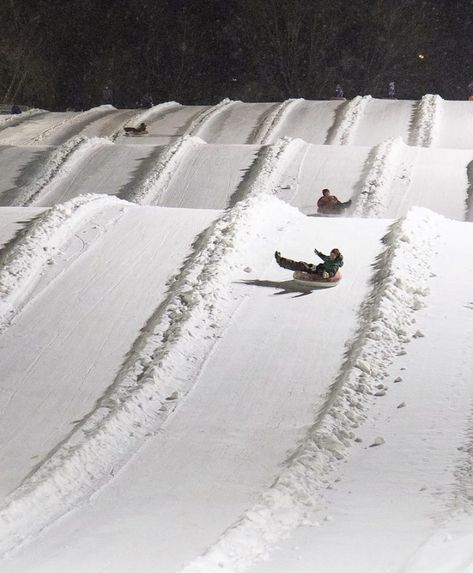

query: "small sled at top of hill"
left=124, top=122, right=148, bottom=136
left=293, top=270, right=342, bottom=288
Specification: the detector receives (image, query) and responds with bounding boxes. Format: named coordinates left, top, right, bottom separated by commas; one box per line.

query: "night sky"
left=1, top=0, right=473, bottom=110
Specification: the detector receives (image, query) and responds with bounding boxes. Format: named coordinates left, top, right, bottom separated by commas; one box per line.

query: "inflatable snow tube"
left=293, top=270, right=342, bottom=288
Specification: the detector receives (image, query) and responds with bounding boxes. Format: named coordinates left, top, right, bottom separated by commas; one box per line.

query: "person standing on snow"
left=335, top=83, right=344, bottom=98
left=275, top=248, right=344, bottom=278
left=317, top=188, right=351, bottom=215
left=388, top=81, right=396, bottom=98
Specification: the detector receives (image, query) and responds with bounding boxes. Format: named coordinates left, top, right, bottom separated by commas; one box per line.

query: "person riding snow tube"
left=274, top=247, right=344, bottom=278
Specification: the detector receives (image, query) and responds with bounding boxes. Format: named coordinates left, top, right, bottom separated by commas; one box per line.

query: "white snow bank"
left=124, top=136, right=206, bottom=204
left=330, top=95, right=372, bottom=145
left=179, top=207, right=442, bottom=573
left=0, top=193, right=298, bottom=558
left=411, top=94, right=442, bottom=147
left=12, top=136, right=113, bottom=206
left=0, top=194, right=127, bottom=332
left=353, top=137, right=405, bottom=217
left=251, top=99, right=303, bottom=145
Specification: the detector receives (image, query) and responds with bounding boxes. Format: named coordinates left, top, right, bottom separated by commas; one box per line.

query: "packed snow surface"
left=1, top=97, right=473, bottom=573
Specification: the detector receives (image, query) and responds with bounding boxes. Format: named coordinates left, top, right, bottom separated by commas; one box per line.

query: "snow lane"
left=1, top=210, right=389, bottom=573
left=404, top=147, right=472, bottom=220
left=32, top=143, right=157, bottom=207
left=196, top=102, right=275, bottom=144
left=163, top=144, right=259, bottom=209
left=252, top=215, right=473, bottom=573
left=352, top=98, right=415, bottom=147
left=29, top=106, right=116, bottom=145
left=0, top=112, right=75, bottom=146
left=250, top=99, right=303, bottom=145
left=0, top=146, right=49, bottom=205
left=327, top=95, right=371, bottom=145
left=182, top=209, right=439, bottom=572
left=0, top=110, right=47, bottom=136
left=0, top=205, right=218, bottom=500
left=271, top=99, right=343, bottom=144
left=0, top=195, right=127, bottom=331
left=435, top=100, right=473, bottom=149
left=291, top=144, right=369, bottom=214
left=0, top=209, right=44, bottom=248
left=132, top=105, right=209, bottom=145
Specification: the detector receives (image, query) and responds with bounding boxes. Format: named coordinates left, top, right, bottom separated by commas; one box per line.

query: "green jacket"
left=314, top=249, right=344, bottom=276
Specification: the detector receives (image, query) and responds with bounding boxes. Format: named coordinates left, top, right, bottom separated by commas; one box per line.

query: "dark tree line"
left=1, top=0, right=472, bottom=110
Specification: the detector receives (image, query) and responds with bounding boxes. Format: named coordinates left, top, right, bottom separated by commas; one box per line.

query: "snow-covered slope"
left=1, top=97, right=473, bottom=573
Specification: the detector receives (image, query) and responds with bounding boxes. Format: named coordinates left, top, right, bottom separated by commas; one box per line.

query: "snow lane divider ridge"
left=185, top=98, right=239, bottom=138
left=123, top=135, right=206, bottom=205
left=0, top=194, right=128, bottom=333
left=179, top=207, right=443, bottom=573
left=251, top=99, right=303, bottom=145
left=236, top=137, right=306, bottom=203
left=329, top=95, right=372, bottom=145
left=353, top=137, right=405, bottom=217
left=0, top=145, right=300, bottom=555
left=0, top=109, right=44, bottom=131
left=11, top=136, right=114, bottom=206
left=411, top=94, right=443, bottom=147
